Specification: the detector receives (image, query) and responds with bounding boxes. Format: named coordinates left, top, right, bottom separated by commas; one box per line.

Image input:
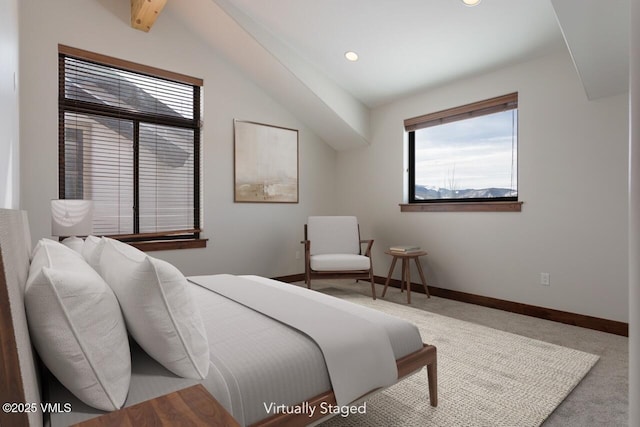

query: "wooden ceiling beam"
left=131, top=0, right=167, bottom=32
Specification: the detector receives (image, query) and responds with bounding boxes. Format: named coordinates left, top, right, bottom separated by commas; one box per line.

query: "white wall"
left=0, top=0, right=19, bottom=209
left=19, top=0, right=337, bottom=277
left=18, top=0, right=631, bottom=324
left=336, top=49, right=629, bottom=323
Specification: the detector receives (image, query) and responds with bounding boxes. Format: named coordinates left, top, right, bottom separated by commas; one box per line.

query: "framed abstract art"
left=233, top=120, right=299, bottom=203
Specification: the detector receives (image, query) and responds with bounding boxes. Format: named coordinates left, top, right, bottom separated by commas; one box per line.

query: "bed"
left=0, top=209, right=437, bottom=427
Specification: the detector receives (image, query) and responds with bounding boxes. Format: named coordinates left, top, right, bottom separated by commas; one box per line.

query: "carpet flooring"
left=301, top=283, right=621, bottom=427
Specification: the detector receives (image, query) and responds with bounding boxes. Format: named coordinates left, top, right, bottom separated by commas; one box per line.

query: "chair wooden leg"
left=427, top=359, right=438, bottom=407
left=369, top=272, right=376, bottom=300
left=368, top=255, right=376, bottom=300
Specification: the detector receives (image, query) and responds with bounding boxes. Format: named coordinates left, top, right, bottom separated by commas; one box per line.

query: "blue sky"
left=414, top=110, right=518, bottom=190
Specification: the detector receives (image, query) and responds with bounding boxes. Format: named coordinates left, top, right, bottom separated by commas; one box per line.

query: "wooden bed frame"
left=253, top=345, right=437, bottom=427
left=0, top=209, right=437, bottom=427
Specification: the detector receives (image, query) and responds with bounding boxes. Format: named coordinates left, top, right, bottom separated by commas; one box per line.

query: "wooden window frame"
left=58, top=45, right=206, bottom=249
left=404, top=93, right=521, bottom=213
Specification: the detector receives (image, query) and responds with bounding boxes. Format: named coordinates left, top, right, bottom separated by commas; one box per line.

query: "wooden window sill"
left=129, top=238, right=208, bottom=252
left=400, top=201, right=523, bottom=212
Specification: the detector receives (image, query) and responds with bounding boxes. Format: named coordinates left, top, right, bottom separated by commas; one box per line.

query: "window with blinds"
left=406, top=93, right=518, bottom=204
left=58, top=45, right=202, bottom=243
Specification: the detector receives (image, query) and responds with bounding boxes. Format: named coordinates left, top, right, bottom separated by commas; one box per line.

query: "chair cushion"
left=310, top=254, right=371, bottom=271
left=25, top=239, right=130, bottom=411
left=307, top=216, right=360, bottom=255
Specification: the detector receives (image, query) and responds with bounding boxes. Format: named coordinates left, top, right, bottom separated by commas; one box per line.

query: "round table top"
left=385, top=250, right=427, bottom=257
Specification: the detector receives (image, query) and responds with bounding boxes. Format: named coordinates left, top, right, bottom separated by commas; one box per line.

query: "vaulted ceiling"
left=166, top=0, right=629, bottom=150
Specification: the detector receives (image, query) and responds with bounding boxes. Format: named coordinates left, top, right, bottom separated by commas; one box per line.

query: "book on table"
left=389, top=245, right=421, bottom=253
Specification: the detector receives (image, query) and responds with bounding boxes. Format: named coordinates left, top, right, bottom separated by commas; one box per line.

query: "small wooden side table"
left=71, top=384, right=240, bottom=427
left=382, top=250, right=430, bottom=304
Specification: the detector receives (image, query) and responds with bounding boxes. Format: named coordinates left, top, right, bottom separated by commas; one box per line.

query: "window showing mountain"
left=406, top=93, right=518, bottom=204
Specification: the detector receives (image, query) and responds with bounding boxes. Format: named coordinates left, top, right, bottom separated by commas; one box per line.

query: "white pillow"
left=61, top=236, right=84, bottom=253
left=30, top=238, right=83, bottom=272
left=99, top=238, right=210, bottom=379
left=81, top=235, right=104, bottom=272
left=25, top=239, right=131, bottom=411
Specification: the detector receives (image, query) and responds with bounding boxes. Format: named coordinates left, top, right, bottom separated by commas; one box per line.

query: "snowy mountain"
left=414, top=186, right=517, bottom=200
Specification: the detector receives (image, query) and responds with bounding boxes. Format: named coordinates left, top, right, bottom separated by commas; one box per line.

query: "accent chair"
left=302, top=216, right=376, bottom=299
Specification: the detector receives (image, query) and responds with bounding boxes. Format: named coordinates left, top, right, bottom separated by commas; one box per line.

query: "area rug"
left=319, top=290, right=599, bottom=427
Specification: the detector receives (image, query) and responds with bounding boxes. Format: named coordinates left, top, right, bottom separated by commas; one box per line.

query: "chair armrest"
left=360, top=239, right=374, bottom=257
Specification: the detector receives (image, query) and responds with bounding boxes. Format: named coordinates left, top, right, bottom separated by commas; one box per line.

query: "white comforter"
left=188, top=274, right=398, bottom=406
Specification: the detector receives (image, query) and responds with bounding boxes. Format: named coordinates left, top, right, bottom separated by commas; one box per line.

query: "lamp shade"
left=51, top=200, right=94, bottom=237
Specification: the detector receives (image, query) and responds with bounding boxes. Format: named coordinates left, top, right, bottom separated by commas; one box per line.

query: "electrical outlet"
left=540, top=272, right=550, bottom=286
left=295, top=251, right=301, bottom=260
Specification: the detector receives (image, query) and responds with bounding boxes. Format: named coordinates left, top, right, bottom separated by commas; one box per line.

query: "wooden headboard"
left=0, top=209, right=42, bottom=427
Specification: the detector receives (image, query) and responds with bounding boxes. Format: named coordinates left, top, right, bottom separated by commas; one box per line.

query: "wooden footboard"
left=251, top=343, right=437, bottom=427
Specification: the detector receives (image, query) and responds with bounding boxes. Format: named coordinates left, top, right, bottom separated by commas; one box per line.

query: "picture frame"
left=234, top=120, right=299, bottom=203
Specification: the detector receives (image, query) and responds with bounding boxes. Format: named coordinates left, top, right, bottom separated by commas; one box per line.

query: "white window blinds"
left=59, top=46, right=202, bottom=240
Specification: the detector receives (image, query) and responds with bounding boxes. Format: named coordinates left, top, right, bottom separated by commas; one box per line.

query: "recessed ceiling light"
left=462, top=0, right=481, bottom=6
left=345, top=51, right=359, bottom=62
